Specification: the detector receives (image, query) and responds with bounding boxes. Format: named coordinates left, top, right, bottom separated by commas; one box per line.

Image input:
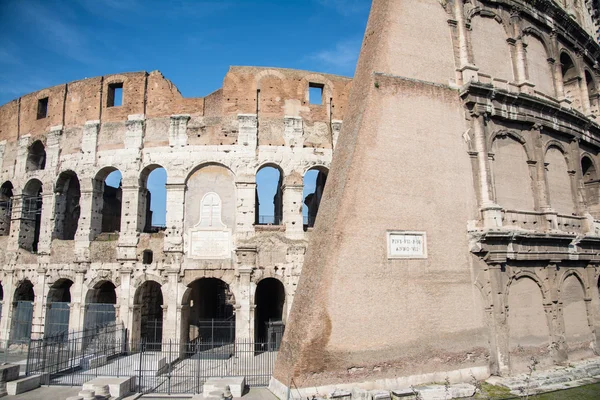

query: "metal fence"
left=26, top=327, right=277, bottom=395
left=196, top=318, right=235, bottom=344
left=10, top=301, right=34, bottom=344
left=45, top=302, right=71, bottom=337
left=84, top=303, right=116, bottom=329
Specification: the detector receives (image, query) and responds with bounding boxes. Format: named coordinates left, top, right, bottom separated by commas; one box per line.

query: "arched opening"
left=10, top=280, right=35, bottom=344
left=507, top=277, right=551, bottom=372
left=93, top=168, right=122, bottom=235
left=581, top=156, right=599, bottom=208
left=142, top=250, right=153, bottom=265
left=560, top=52, right=581, bottom=110
left=524, top=34, right=555, bottom=96
left=45, top=279, right=73, bottom=336
left=255, top=165, right=283, bottom=225
left=0, top=181, right=14, bottom=236
left=303, top=167, right=328, bottom=229
left=470, top=16, right=513, bottom=82
left=181, top=278, right=235, bottom=345
left=254, top=278, right=285, bottom=350
left=84, top=281, right=117, bottom=329
left=546, top=146, right=576, bottom=215
left=133, top=281, right=163, bottom=344
left=492, top=136, right=535, bottom=211
left=54, top=171, right=81, bottom=240
left=140, top=166, right=167, bottom=233
left=26, top=140, right=46, bottom=172
left=19, top=179, right=43, bottom=252
left=562, top=274, right=595, bottom=360
left=585, top=70, right=598, bottom=114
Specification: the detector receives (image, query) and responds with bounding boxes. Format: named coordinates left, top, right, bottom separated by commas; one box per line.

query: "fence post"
left=25, top=337, right=32, bottom=375
left=168, top=340, right=172, bottom=395
left=138, top=339, right=144, bottom=393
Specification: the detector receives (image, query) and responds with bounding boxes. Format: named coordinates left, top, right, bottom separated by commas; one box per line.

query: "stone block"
left=449, top=383, right=476, bottom=398
left=329, top=389, right=351, bottom=400
left=370, top=390, right=391, bottom=400
left=6, top=374, right=43, bottom=395
left=391, top=389, right=416, bottom=399
left=0, top=364, right=19, bottom=383
left=80, top=355, right=108, bottom=369
left=82, top=376, right=135, bottom=398
left=203, top=376, right=245, bottom=398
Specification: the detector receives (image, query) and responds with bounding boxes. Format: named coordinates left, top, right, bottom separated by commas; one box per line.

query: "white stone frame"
left=386, top=230, right=428, bottom=260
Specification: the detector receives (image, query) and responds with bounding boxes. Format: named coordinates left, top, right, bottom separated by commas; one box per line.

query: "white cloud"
left=309, top=38, right=361, bottom=74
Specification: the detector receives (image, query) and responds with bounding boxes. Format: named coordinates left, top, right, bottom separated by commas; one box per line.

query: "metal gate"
left=266, top=320, right=284, bottom=351
left=84, top=303, right=116, bottom=329
left=45, top=302, right=70, bottom=336
left=10, top=301, right=34, bottom=344
left=196, top=317, right=235, bottom=344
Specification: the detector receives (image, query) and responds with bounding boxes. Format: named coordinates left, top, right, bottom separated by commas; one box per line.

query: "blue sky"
left=0, top=0, right=370, bottom=225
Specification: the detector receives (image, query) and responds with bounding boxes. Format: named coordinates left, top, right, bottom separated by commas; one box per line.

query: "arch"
left=184, top=162, right=235, bottom=185
left=19, top=179, right=43, bottom=252
left=491, top=134, right=535, bottom=211
left=303, top=166, right=329, bottom=229
left=506, top=275, right=551, bottom=373
left=254, top=278, right=286, bottom=349
left=54, top=170, right=80, bottom=240
left=297, top=74, right=335, bottom=106
left=0, top=181, right=14, bottom=236
left=581, top=155, right=599, bottom=208
left=132, top=280, right=163, bottom=344
left=560, top=51, right=582, bottom=110
left=140, top=164, right=167, bottom=233
left=469, top=14, right=514, bottom=82
left=45, top=278, right=73, bottom=336
left=26, top=140, right=46, bottom=172
left=522, top=31, right=555, bottom=96
left=255, top=69, right=286, bottom=90
left=585, top=69, right=598, bottom=114
left=93, top=167, right=122, bottom=235
left=255, top=164, right=283, bottom=225
left=10, top=279, right=35, bottom=343
left=521, top=26, right=554, bottom=59
left=545, top=145, right=576, bottom=215
left=84, top=280, right=117, bottom=329
left=488, top=130, right=533, bottom=160
left=180, top=278, right=235, bottom=344
left=560, top=273, right=595, bottom=360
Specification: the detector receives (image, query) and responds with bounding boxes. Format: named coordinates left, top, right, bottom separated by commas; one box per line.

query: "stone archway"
left=10, top=280, right=35, bottom=344
left=254, top=278, right=286, bottom=350
left=84, top=280, right=117, bottom=329
left=132, top=280, right=163, bottom=344
left=45, top=278, right=73, bottom=336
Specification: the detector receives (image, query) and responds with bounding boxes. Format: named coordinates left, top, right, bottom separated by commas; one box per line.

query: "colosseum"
left=0, top=65, right=351, bottom=349
left=2, top=0, right=600, bottom=397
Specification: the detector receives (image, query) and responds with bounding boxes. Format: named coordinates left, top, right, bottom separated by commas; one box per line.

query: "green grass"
left=472, top=382, right=600, bottom=399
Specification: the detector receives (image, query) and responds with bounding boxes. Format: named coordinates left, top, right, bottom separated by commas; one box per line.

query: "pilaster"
left=164, top=183, right=186, bottom=254
left=81, top=120, right=99, bottom=165
left=237, top=114, right=257, bottom=149
left=283, top=116, right=303, bottom=148
left=282, top=183, right=304, bottom=240
left=235, top=246, right=257, bottom=341
left=169, top=115, right=190, bottom=147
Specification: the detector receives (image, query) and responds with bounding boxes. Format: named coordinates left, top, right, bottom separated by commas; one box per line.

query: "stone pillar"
left=36, top=192, right=55, bottom=255
left=74, top=180, right=101, bottom=262
left=282, top=183, right=304, bottom=240
left=15, top=135, right=31, bottom=177
left=237, top=114, right=257, bottom=149
left=488, top=264, right=510, bottom=375
left=31, top=267, right=47, bottom=339
left=331, top=120, right=342, bottom=149
left=284, top=116, right=303, bottom=148
left=118, top=266, right=133, bottom=330
left=454, top=0, right=478, bottom=83
left=81, top=121, right=99, bottom=166
left=235, top=177, right=256, bottom=241
left=68, top=269, right=86, bottom=333
left=169, top=115, right=189, bottom=147
left=235, top=246, right=256, bottom=341
left=117, top=179, right=141, bottom=261
left=163, top=269, right=180, bottom=343
left=0, top=273, right=14, bottom=343
left=6, top=194, right=23, bottom=254
left=164, top=183, right=186, bottom=254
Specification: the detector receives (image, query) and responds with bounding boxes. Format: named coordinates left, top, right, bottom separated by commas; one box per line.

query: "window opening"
left=255, top=166, right=283, bottom=225
left=26, top=141, right=46, bottom=172
left=142, top=250, right=153, bottom=265
left=107, top=82, right=123, bottom=107
left=0, top=182, right=13, bottom=236
left=37, top=97, right=48, bottom=119
left=303, top=168, right=328, bottom=229
left=309, top=83, right=324, bottom=105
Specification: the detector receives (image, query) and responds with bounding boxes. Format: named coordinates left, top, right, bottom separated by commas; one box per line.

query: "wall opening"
left=54, top=171, right=81, bottom=240
left=142, top=250, right=153, bottom=265
left=133, top=281, right=163, bottom=345
left=140, top=166, right=167, bottom=233
left=19, top=179, right=43, bottom=253
left=303, top=167, right=328, bottom=229
left=0, top=181, right=13, bottom=236
left=546, top=146, right=576, bottom=215
left=37, top=97, right=48, bottom=119
left=585, top=70, right=598, bottom=114
left=181, top=278, right=235, bottom=345
left=562, top=274, right=595, bottom=360
left=93, top=168, right=122, bottom=235
left=561, top=53, right=581, bottom=109
left=10, top=280, right=35, bottom=343
left=26, top=140, right=46, bottom=172
left=84, top=280, right=117, bottom=329
left=492, top=136, right=535, bottom=211
left=581, top=156, right=599, bottom=208
left=45, top=279, right=73, bottom=336
left=255, top=165, right=283, bottom=225
left=309, top=83, right=324, bottom=105
left=107, top=82, right=123, bottom=107
left=254, top=278, right=285, bottom=350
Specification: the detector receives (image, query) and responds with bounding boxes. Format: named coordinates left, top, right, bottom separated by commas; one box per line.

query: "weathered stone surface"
left=203, top=377, right=245, bottom=398
left=82, top=376, right=135, bottom=398
left=6, top=374, right=44, bottom=395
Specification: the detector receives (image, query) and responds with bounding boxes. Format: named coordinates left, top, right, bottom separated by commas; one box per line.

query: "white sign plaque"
left=387, top=231, right=427, bottom=259
left=187, top=192, right=232, bottom=259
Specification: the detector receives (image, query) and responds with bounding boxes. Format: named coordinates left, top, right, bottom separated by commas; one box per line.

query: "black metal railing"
left=256, top=215, right=283, bottom=225
left=26, top=329, right=277, bottom=395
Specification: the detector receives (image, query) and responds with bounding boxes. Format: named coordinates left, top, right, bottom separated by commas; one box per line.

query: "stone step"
left=6, top=374, right=45, bottom=395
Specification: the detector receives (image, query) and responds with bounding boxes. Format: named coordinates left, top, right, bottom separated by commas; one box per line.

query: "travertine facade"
left=0, top=66, right=351, bottom=346
left=273, top=0, right=600, bottom=395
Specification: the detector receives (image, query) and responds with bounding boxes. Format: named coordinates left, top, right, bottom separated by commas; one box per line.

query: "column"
left=74, top=179, right=101, bottom=262
left=117, top=178, right=141, bottom=261
left=118, top=265, right=133, bottom=330
left=282, top=183, right=304, bottom=240
left=36, top=192, right=55, bottom=255
left=31, top=267, right=47, bottom=339
left=163, top=183, right=186, bottom=254
left=454, top=0, right=478, bottom=83
left=68, top=269, right=86, bottom=333
left=0, top=273, right=14, bottom=343
left=488, top=264, right=510, bottom=375
left=235, top=246, right=257, bottom=341
left=235, top=177, right=256, bottom=241
left=237, top=114, right=257, bottom=149
left=169, top=115, right=190, bottom=147
left=163, top=268, right=180, bottom=343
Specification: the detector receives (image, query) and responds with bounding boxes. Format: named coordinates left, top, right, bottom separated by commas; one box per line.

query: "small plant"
left=374, top=81, right=380, bottom=89
left=410, top=385, right=423, bottom=400
left=444, top=376, right=451, bottom=400
left=518, top=356, right=539, bottom=400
